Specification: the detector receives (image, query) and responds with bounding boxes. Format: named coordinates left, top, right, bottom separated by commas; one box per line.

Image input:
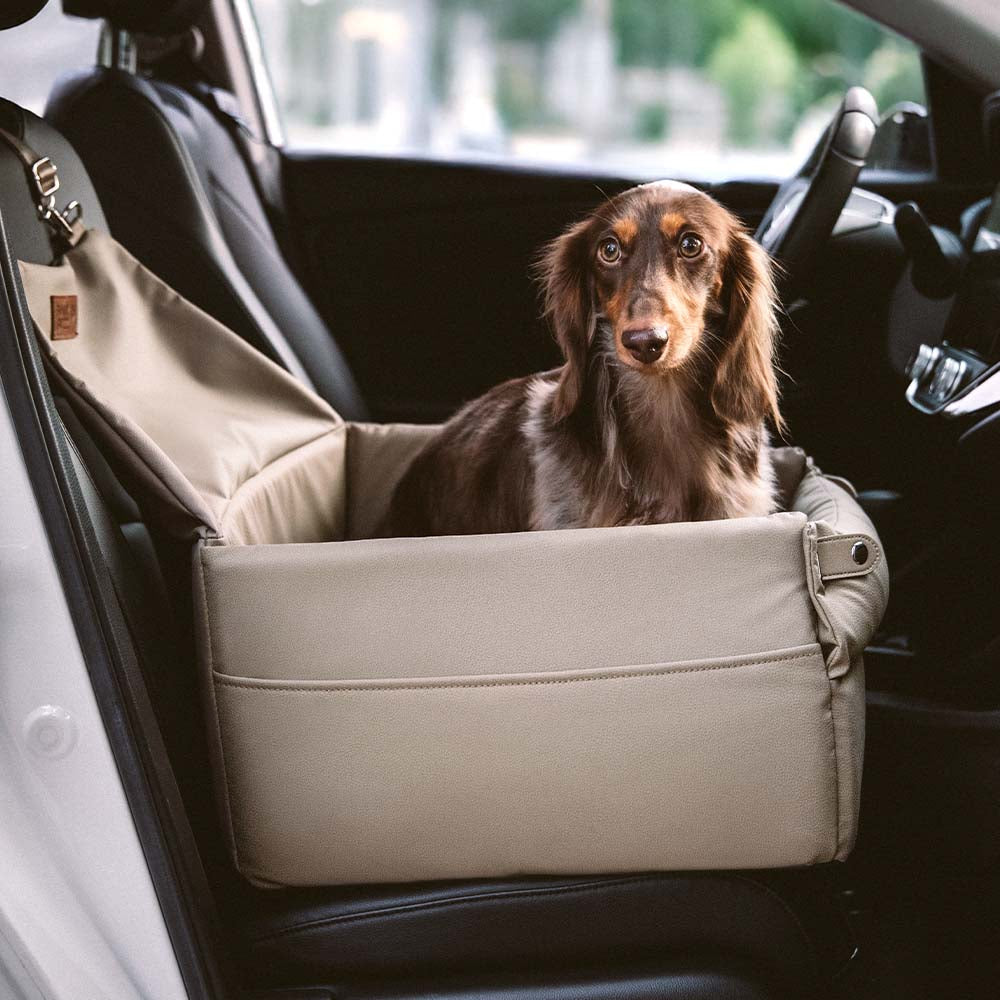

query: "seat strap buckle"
left=31, top=155, right=60, bottom=201
left=30, top=155, right=84, bottom=247
left=0, top=128, right=86, bottom=249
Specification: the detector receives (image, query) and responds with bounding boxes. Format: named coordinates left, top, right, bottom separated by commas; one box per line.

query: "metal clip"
left=30, top=155, right=59, bottom=201
left=27, top=154, right=84, bottom=247
left=39, top=199, right=83, bottom=244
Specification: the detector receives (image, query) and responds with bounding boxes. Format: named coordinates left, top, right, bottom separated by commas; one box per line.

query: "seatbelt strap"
left=191, top=83, right=288, bottom=224
left=0, top=126, right=86, bottom=249
left=195, top=84, right=254, bottom=140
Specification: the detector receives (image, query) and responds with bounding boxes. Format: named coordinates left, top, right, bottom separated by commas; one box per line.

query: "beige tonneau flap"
left=18, top=229, right=346, bottom=544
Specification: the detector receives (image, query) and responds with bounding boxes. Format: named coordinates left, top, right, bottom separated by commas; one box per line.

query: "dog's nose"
left=621, top=328, right=668, bottom=364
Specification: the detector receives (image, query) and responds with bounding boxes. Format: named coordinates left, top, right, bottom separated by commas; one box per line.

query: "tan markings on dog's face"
left=589, top=185, right=738, bottom=373
left=658, top=212, right=686, bottom=238
left=613, top=217, right=639, bottom=244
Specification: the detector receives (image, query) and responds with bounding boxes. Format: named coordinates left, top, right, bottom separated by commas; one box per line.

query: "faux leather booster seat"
left=0, top=61, right=878, bottom=1000
left=19, top=223, right=887, bottom=887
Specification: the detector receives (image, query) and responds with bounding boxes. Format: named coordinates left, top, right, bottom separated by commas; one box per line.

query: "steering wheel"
left=755, top=86, right=879, bottom=298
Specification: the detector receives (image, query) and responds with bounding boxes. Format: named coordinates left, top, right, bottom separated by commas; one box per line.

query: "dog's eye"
left=678, top=233, right=704, bottom=258
left=598, top=237, right=621, bottom=263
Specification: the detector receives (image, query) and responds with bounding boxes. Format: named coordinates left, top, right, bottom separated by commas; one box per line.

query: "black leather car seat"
left=45, top=0, right=367, bottom=420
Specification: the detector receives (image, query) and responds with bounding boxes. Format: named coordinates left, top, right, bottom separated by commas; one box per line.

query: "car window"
left=251, top=0, right=925, bottom=180
left=0, top=1, right=101, bottom=116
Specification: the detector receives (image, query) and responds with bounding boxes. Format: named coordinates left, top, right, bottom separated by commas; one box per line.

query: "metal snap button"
left=851, top=541, right=869, bottom=565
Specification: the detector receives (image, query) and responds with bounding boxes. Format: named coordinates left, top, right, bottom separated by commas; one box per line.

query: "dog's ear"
left=537, top=220, right=595, bottom=421
left=711, top=231, right=784, bottom=433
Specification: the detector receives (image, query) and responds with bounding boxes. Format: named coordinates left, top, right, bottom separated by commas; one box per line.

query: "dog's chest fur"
left=522, top=373, right=775, bottom=530
left=386, top=363, right=777, bottom=537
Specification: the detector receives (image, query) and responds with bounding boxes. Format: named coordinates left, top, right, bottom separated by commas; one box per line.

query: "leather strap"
left=0, top=125, right=85, bottom=249
left=191, top=82, right=288, bottom=226
left=0, top=124, right=54, bottom=177
left=816, top=532, right=881, bottom=580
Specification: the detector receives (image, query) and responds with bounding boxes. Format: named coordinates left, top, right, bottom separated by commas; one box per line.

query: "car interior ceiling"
left=2, top=1, right=1000, bottom=998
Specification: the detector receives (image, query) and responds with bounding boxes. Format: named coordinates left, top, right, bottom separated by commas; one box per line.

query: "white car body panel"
left=0, top=384, right=186, bottom=1000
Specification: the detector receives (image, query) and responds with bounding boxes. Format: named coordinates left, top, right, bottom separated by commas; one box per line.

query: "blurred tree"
left=612, top=0, right=738, bottom=67
left=754, top=0, right=883, bottom=62
left=708, top=8, right=797, bottom=144
left=427, top=0, right=924, bottom=150
left=635, top=102, right=669, bottom=141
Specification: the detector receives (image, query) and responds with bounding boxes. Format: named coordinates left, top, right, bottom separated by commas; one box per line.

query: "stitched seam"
left=251, top=871, right=819, bottom=950
left=213, top=649, right=821, bottom=693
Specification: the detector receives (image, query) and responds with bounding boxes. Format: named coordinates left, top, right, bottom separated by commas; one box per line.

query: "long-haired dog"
left=387, top=181, right=783, bottom=536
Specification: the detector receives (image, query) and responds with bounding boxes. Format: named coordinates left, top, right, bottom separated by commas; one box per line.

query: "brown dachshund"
left=387, top=181, right=784, bottom=536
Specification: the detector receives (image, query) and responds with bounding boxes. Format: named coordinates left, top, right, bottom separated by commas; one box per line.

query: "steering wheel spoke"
left=754, top=86, right=879, bottom=299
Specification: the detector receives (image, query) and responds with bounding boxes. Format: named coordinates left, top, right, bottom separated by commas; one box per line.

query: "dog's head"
left=538, top=181, right=782, bottom=431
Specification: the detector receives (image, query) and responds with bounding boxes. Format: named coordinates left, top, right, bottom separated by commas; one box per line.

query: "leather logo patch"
left=50, top=295, right=78, bottom=341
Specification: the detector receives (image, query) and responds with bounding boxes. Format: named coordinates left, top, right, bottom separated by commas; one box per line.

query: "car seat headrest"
left=62, top=0, right=208, bottom=36
left=1, top=1, right=49, bottom=29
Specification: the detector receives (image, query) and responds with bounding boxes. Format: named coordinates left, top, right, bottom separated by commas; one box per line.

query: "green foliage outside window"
left=439, top=0, right=923, bottom=145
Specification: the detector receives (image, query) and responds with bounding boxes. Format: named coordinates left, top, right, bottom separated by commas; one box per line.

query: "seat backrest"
left=46, top=1, right=368, bottom=420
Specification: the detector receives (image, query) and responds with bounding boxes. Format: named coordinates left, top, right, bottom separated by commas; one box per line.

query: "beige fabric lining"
left=345, top=421, right=440, bottom=539
left=220, top=430, right=347, bottom=545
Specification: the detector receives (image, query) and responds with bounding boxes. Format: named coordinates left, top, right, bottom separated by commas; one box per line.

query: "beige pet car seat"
left=18, top=224, right=887, bottom=889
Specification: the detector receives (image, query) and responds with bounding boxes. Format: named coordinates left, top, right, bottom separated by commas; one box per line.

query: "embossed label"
left=50, top=294, right=78, bottom=341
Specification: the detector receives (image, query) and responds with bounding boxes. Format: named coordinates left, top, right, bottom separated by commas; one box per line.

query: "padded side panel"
left=210, top=642, right=834, bottom=885
left=194, top=511, right=852, bottom=885
left=795, top=466, right=889, bottom=859
left=220, top=431, right=347, bottom=546
left=199, top=512, right=816, bottom=683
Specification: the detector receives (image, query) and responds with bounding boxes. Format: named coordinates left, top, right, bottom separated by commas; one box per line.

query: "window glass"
left=0, top=1, right=102, bottom=116
left=253, top=0, right=924, bottom=179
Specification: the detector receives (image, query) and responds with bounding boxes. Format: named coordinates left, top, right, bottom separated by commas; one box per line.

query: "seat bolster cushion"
left=234, top=869, right=854, bottom=992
